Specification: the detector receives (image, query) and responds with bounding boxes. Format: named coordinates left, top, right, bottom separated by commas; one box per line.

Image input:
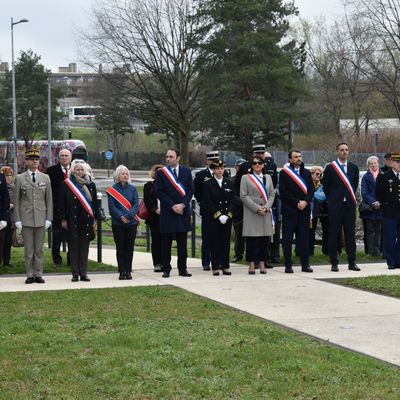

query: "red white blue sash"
left=106, top=186, right=140, bottom=224
left=282, top=167, right=308, bottom=194
left=330, top=161, right=357, bottom=204
left=247, top=173, right=275, bottom=227
left=247, top=173, right=268, bottom=203
left=65, top=178, right=94, bottom=219
left=161, top=166, right=186, bottom=197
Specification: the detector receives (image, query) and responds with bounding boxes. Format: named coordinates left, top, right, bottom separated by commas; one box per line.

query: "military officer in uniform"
left=194, top=150, right=220, bottom=271
left=14, top=149, right=53, bottom=284
left=375, top=153, right=400, bottom=269
left=202, top=160, right=234, bottom=275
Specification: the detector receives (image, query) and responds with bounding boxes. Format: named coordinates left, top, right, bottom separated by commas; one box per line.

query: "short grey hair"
left=366, top=156, right=379, bottom=167
left=113, top=165, right=131, bottom=183
left=69, top=159, right=88, bottom=176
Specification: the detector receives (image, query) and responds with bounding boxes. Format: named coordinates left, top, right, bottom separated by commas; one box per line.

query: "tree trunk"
left=244, top=128, right=253, bottom=159
left=180, top=132, right=189, bottom=166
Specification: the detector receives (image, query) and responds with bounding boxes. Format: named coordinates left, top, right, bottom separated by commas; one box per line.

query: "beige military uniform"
left=14, top=170, right=53, bottom=278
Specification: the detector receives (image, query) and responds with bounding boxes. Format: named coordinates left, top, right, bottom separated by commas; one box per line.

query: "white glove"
left=15, top=221, right=22, bottom=230
left=45, top=220, right=52, bottom=230
left=219, top=215, right=228, bottom=224
left=0, top=221, right=7, bottom=230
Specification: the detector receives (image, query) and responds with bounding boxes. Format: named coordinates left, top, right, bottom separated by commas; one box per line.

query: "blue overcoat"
left=155, top=165, right=194, bottom=234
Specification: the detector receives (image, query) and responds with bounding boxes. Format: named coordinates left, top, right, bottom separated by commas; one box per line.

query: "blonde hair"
left=113, top=165, right=131, bottom=183
left=310, top=165, right=323, bottom=174
left=149, top=164, right=164, bottom=179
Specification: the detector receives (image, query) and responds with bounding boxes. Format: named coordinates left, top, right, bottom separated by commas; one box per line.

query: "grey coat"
left=240, top=173, right=275, bottom=237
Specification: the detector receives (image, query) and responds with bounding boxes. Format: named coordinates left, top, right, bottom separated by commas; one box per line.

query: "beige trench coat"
left=240, top=173, right=275, bottom=237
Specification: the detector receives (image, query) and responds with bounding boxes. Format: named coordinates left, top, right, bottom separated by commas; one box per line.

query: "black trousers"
left=282, top=213, right=310, bottom=268
left=161, top=232, right=188, bottom=273
left=245, top=236, right=270, bottom=263
left=0, top=224, right=13, bottom=264
left=328, top=203, right=356, bottom=266
left=365, top=219, right=382, bottom=256
left=68, top=235, right=90, bottom=278
left=233, top=219, right=245, bottom=259
left=209, top=218, right=232, bottom=270
left=51, top=219, right=66, bottom=265
left=149, top=221, right=162, bottom=267
left=112, top=224, right=137, bottom=274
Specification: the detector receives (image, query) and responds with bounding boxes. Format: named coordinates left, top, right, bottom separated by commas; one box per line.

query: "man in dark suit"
left=375, top=153, right=400, bottom=269
left=194, top=150, right=220, bottom=271
left=155, top=148, right=194, bottom=278
left=322, top=142, right=360, bottom=272
left=46, top=148, right=72, bottom=267
left=279, top=149, right=314, bottom=273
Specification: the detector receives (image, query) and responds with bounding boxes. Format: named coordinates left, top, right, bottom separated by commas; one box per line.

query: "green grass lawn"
left=0, top=286, right=399, bottom=400
left=340, top=275, right=400, bottom=298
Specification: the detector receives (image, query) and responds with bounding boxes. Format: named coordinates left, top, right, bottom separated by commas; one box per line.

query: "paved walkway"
left=1, top=249, right=400, bottom=367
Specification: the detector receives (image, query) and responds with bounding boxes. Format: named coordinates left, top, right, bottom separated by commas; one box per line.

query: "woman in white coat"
left=240, top=155, right=275, bottom=274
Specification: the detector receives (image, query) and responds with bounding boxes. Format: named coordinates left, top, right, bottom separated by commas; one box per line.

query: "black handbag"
left=358, top=200, right=373, bottom=213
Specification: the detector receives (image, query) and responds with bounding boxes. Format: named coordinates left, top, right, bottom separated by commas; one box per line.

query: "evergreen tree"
left=193, top=0, right=306, bottom=156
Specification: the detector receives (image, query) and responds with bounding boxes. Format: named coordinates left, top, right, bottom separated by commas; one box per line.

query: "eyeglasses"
left=252, top=161, right=263, bottom=165
left=314, top=172, right=322, bottom=176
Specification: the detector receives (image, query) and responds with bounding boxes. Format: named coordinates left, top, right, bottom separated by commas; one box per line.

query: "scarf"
left=370, top=168, right=379, bottom=180
left=71, top=174, right=92, bottom=202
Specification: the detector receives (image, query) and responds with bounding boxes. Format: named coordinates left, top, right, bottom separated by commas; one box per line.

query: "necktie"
left=173, top=168, right=177, bottom=177
left=342, top=164, right=346, bottom=173
left=31, top=172, right=36, bottom=183
left=63, top=168, right=68, bottom=179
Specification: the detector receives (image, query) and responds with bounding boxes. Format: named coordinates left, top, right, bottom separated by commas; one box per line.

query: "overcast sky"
left=0, top=0, right=343, bottom=73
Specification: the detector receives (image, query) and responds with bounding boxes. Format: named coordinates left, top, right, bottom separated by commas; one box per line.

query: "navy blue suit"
left=322, top=161, right=359, bottom=266
left=155, top=165, right=193, bottom=273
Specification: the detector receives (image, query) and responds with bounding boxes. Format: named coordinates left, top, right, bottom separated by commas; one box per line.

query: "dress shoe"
left=348, top=264, right=360, bottom=271
left=71, top=275, right=79, bottom=282
left=301, top=266, right=313, bottom=273
left=388, top=265, right=396, bottom=270
left=34, top=277, right=45, bottom=283
left=231, top=256, right=242, bottom=263
left=203, top=265, right=211, bottom=271
left=331, top=265, right=339, bottom=272
left=153, top=264, right=162, bottom=273
left=265, top=264, right=274, bottom=269
left=162, top=272, right=170, bottom=278
left=248, top=270, right=256, bottom=275
left=260, top=269, right=267, bottom=274
left=285, top=267, right=294, bottom=274
left=126, top=273, right=132, bottom=280
left=213, top=271, right=220, bottom=276
left=179, top=271, right=192, bottom=277
left=80, top=276, right=91, bottom=282
left=222, top=270, right=232, bottom=276
left=119, top=273, right=126, bottom=280
left=25, top=277, right=34, bottom=284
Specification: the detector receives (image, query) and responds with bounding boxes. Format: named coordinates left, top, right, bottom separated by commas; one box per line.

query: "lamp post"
left=11, top=17, right=28, bottom=174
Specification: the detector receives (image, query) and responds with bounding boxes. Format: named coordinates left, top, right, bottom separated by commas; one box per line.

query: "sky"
left=0, top=0, right=344, bottom=73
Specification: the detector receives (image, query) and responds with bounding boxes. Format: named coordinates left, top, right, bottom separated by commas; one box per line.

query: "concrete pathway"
left=1, top=249, right=400, bottom=367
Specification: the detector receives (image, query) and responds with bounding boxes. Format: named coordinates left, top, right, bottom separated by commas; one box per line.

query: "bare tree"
left=345, top=0, right=400, bottom=120
left=78, top=0, right=200, bottom=164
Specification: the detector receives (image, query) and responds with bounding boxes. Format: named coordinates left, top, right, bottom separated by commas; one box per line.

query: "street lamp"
left=11, top=17, right=29, bottom=174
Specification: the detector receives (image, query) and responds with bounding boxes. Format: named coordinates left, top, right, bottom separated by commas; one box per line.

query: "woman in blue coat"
left=360, top=156, right=383, bottom=256
left=107, top=165, right=139, bottom=280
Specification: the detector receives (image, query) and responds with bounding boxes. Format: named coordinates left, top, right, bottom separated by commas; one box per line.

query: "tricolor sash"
left=330, top=161, right=357, bottom=204
left=247, top=173, right=275, bottom=227
left=282, top=167, right=308, bottom=194
left=161, top=166, right=186, bottom=197
left=106, top=186, right=140, bottom=224
left=65, top=178, right=94, bottom=219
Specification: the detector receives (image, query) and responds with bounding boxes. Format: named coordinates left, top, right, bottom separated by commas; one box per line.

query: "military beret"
left=25, top=149, right=40, bottom=159
left=210, top=160, right=226, bottom=169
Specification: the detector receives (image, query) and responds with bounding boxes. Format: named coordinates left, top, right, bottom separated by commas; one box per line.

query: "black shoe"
left=203, top=265, right=211, bottom=271
left=285, top=267, right=294, bottom=274
left=231, top=257, right=242, bottom=263
left=331, top=265, right=339, bottom=272
left=222, top=270, right=232, bottom=276
left=153, top=264, right=162, bottom=273
left=126, top=273, right=132, bottom=280
left=34, top=277, right=45, bottom=283
left=71, top=275, right=79, bottom=282
left=213, top=271, right=220, bottom=276
left=162, top=272, right=170, bottom=278
left=388, top=265, right=396, bottom=270
left=25, top=277, right=34, bottom=284
left=80, top=276, right=90, bottom=282
left=119, top=273, right=126, bottom=280
left=248, top=270, right=255, bottom=275
left=348, top=264, right=360, bottom=271
left=301, top=266, right=313, bottom=273
left=265, top=264, right=274, bottom=269
left=179, top=271, right=192, bottom=277
left=260, top=269, right=267, bottom=274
